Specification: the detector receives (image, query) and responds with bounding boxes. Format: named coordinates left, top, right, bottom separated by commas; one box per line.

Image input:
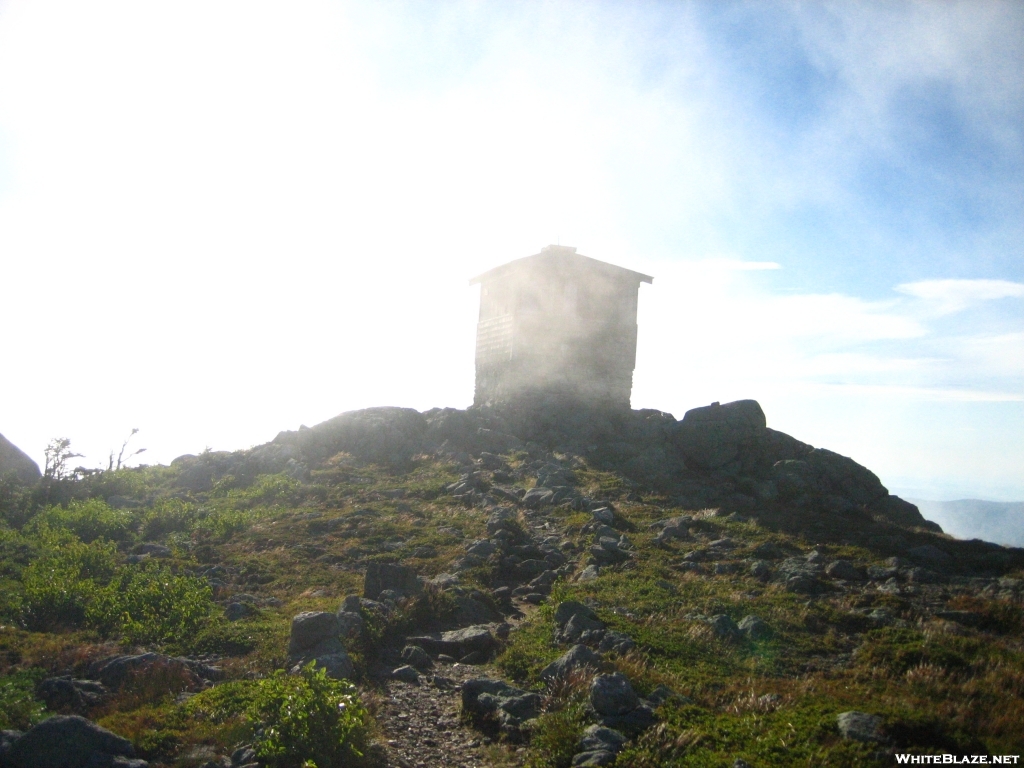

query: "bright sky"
left=1, top=1, right=1021, bottom=502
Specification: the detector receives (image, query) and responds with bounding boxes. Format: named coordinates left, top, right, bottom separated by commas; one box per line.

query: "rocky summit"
left=0, top=399, right=1021, bottom=767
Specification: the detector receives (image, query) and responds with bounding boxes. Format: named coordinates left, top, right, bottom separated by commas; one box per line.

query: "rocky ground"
left=1, top=399, right=1023, bottom=767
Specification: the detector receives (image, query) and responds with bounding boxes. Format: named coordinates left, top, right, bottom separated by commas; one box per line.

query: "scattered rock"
left=407, top=626, right=498, bottom=659
left=392, top=665, right=421, bottom=684
left=597, top=631, right=635, bottom=654
left=785, top=574, right=825, bottom=595
left=224, top=601, right=257, bottom=621
left=559, top=611, right=607, bottom=644
left=336, top=610, right=365, bottom=639
left=590, top=673, right=639, bottom=717
left=541, top=644, right=602, bottom=682
left=836, top=711, right=885, bottom=743
left=364, top=562, right=423, bottom=600
left=461, top=678, right=541, bottom=736
left=750, top=560, right=771, bottom=579
left=286, top=612, right=353, bottom=680
left=35, top=676, right=108, bottom=714
left=288, top=612, right=343, bottom=657
left=737, top=615, right=770, bottom=640
left=401, top=645, right=433, bottom=671
left=555, top=601, right=603, bottom=633
left=825, top=560, right=864, bottom=581
left=572, top=725, right=627, bottom=767
left=707, top=614, right=740, bottom=640
left=753, top=542, right=785, bottom=559
left=6, top=715, right=140, bottom=768
left=591, top=507, right=615, bottom=525
left=453, top=595, right=502, bottom=626
left=88, top=654, right=221, bottom=692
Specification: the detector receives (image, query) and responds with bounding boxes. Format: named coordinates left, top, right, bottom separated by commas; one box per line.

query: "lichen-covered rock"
left=6, top=715, right=139, bottom=768
left=825, top=560, right=864, bottom=581
left=88, top=653, right=221, bottom=692
left=401, top=645, right=433, bottom=671
left=363, top=562, right=423, bottom=600
left=286, top=612, right=353, bottom=680
left=590, top=673, right=639, bottom=717
left=288, top=612, right=343, bottom=657
left=737, top=615, right=770, bottom=640
left=35, top=676, right=108, bottom=714
left=541, top=644, right=601, bottom=681
left=707, top=614, right=740, bottom=640
left=836, top=711, right=885, bottom=743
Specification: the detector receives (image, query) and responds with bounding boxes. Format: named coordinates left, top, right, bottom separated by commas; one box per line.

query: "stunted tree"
left=43, top=438, right=82, bottom=482
left=107, top=428, right=146, bottom=471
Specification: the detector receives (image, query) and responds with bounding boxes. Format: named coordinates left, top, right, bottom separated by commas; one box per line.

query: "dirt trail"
left=377, top=661, right=504, bottom=768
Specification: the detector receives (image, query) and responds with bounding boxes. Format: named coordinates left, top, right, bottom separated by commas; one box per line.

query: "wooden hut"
left=470, top=245, right=652, bottom=408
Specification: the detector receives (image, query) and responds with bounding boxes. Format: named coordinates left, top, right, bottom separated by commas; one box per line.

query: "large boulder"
left=461, top=678, right=541, bottom=737
left=0, top=433, right=40, bottom=485
left=836, top=711, right=885, bottom=743
left=87, top=654, right=221, bottom=692
left=6, top=715, right=139, bottom=768
left=288, top=612, right=344, bottom=657
left=406, top=625, right=498, bottom=659
left=35, top=677, right=108, bottom=715
left=573, top=725, right=628, bottom=767
left=541, top=644, right=601, bottom=682
left=363, top=563, right=423, bottom=600
left=589, top=673, right=639, bottom=717
left=279, top=406, right=427, bottom=465
left=672, top=400, right=766, bottom=470
left=287, top=612, right=353, bottom=680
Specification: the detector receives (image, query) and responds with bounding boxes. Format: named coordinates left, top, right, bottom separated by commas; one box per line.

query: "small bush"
left=31, top=499, right=136, bottom=544
left=87, top=564, right=213, bottom=645
left=524, top=690, right=589, bottom=768
left=250, top=663, right=369, bottom=768
left=185, top=664, right=370, bottom=768
left=19, top=535, right=119, bottom=631
left=0, top=669, right=46, bottom=730
left=139, top=499, right=198, bottom=541
left=16, top=529, right=213, bottom=642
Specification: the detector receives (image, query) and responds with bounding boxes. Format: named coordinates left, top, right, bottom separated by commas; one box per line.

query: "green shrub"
left=19, top=535, right=119, bottom=631
left=31, top=499, right=136, bottom=543
left=87, top=563, right=214, bottom=645
left=82, top=467, right=149, bottom=503
left=250, top=663, right=369, bottom=768
left=0, top=477, right=35, bottom=528
left=0, top=669, right=46, bottom=730
left=139, top=499, right=199, bottom=541
left=186, top=665, right=370, bottom=768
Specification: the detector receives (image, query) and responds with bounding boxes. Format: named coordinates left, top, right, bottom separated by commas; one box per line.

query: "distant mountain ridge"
left=907, top=498, right=1024, bottom=547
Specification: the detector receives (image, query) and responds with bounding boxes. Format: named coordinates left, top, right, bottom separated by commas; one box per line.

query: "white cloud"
left=895, top=279, right=1024, bottom=314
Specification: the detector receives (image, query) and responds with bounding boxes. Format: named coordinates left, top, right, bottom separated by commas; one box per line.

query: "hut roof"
left=469, top=245, right=653, bottom=286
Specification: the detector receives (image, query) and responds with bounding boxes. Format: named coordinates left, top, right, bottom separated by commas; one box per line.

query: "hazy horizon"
left=1, top=1, right=1021, bottom=503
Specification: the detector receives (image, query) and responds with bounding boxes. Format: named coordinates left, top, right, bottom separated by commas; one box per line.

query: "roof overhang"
left=470, top=247, right=653, bottom=286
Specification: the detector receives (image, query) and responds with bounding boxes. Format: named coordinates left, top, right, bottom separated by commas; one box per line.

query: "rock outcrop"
left=251, top=399, right=941, bottom=534
left=0, top=433, right=40, bottom=485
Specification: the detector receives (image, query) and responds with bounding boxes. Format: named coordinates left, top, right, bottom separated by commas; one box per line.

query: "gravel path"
left=377, top=660, right=523, bottom=768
